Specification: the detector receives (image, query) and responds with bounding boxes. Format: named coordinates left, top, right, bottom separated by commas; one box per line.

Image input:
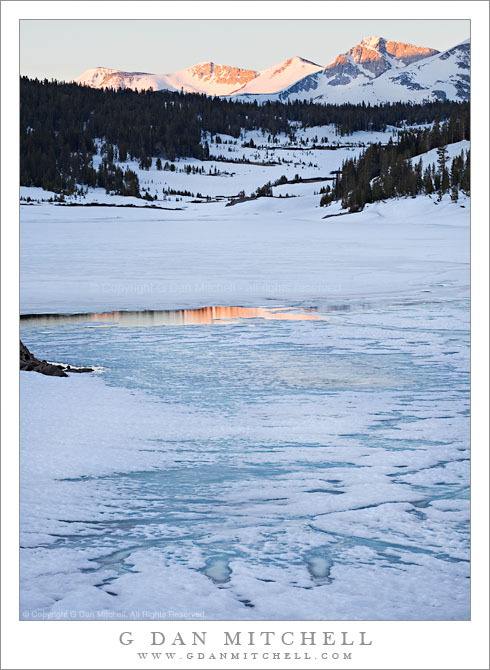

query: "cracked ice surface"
left=20, top=196, right=469, bottom=620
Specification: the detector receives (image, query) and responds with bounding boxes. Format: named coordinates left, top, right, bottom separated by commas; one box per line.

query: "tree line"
left=320, top=111, right=470, bottom=212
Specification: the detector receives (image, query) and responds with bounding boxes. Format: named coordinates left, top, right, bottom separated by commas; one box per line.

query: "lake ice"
left=20, top=192, right=469, bottom=620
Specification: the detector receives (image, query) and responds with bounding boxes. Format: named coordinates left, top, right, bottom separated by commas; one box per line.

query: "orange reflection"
left=21, top=306, right=322, bottom=328
left=89, top=306, right=321, bottom=326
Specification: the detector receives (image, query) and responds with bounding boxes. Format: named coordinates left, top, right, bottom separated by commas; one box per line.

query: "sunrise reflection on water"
left=21, top=305, right=322, bottom=327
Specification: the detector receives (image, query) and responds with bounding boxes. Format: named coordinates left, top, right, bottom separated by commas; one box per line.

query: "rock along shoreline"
left=20, top=340, right=93, bottom=377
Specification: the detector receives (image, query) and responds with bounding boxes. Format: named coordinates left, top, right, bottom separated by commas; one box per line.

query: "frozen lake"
left=20, top=197, right=470, bottom=620
left=20, top=195, right=469, bottom=314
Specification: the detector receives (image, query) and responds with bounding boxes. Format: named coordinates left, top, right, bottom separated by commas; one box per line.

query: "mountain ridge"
left=74, top=36, right=469, bottom=103
left=239, top=38, right=470, bottom=104
left=75, top=55, right=324, bottom=97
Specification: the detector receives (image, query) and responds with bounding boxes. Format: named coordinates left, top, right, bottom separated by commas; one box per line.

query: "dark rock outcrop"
left=225, top=195, right=257, bottom=207
left=20, top=340, right=92, bottom=377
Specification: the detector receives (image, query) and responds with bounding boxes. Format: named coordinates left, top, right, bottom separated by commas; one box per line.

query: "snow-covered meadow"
left=20, top=126, right=469, bottom=620
left=21, top=125, right=401, bottom=205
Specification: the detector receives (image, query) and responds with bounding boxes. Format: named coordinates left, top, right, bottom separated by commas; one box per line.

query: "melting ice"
left=20, top=198, right=469, bottom=620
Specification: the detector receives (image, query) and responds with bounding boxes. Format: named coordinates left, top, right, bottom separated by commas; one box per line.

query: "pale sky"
left=20, top=19, right=470, bottom=81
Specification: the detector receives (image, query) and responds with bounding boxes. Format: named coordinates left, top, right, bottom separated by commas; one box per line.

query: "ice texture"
left=20, top=132, right=469, bottom=620
left=20, top=286, right=469, bottom=619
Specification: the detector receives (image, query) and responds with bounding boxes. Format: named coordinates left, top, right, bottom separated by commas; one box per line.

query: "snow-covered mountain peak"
left=75, top=67, right=168, bottom=92
left=360, top=36, right=384, bottom=49
left=268, top=36, right=468, bottom=106
left=289, top=55, right=322, bottom=65
left=277, top=36, right=443, bottom=93
left=230, top=56, right=324, bottom=95
left=185, top=62, right=257, bottom=86
left=342, top=37, right=439, bottom=75
left=266, top=56, right=322, bottom=77
left=75, top=67, right=123, bottom=88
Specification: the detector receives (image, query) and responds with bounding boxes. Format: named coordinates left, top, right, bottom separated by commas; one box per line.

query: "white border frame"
left=2, top=2, right=489, bottom=669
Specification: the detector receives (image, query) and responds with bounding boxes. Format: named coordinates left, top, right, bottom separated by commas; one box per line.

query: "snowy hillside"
left=74, top=36, right=469, bottom=103
left=20, top=124, right=398, bottom=207
left=410, top=139, right=470, bottom=171
left=20, top=124, right=469, bottom=215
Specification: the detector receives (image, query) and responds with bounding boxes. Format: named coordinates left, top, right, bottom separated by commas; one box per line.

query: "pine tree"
left=423, top=167, right=434, bottom=195
left=415, top=158, right=423, bottom=193
left=441, top=167, right=450, bottom=194
left=436, top=145, right=448, bottom=175
left=460, top=151, right=470, bottom=195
